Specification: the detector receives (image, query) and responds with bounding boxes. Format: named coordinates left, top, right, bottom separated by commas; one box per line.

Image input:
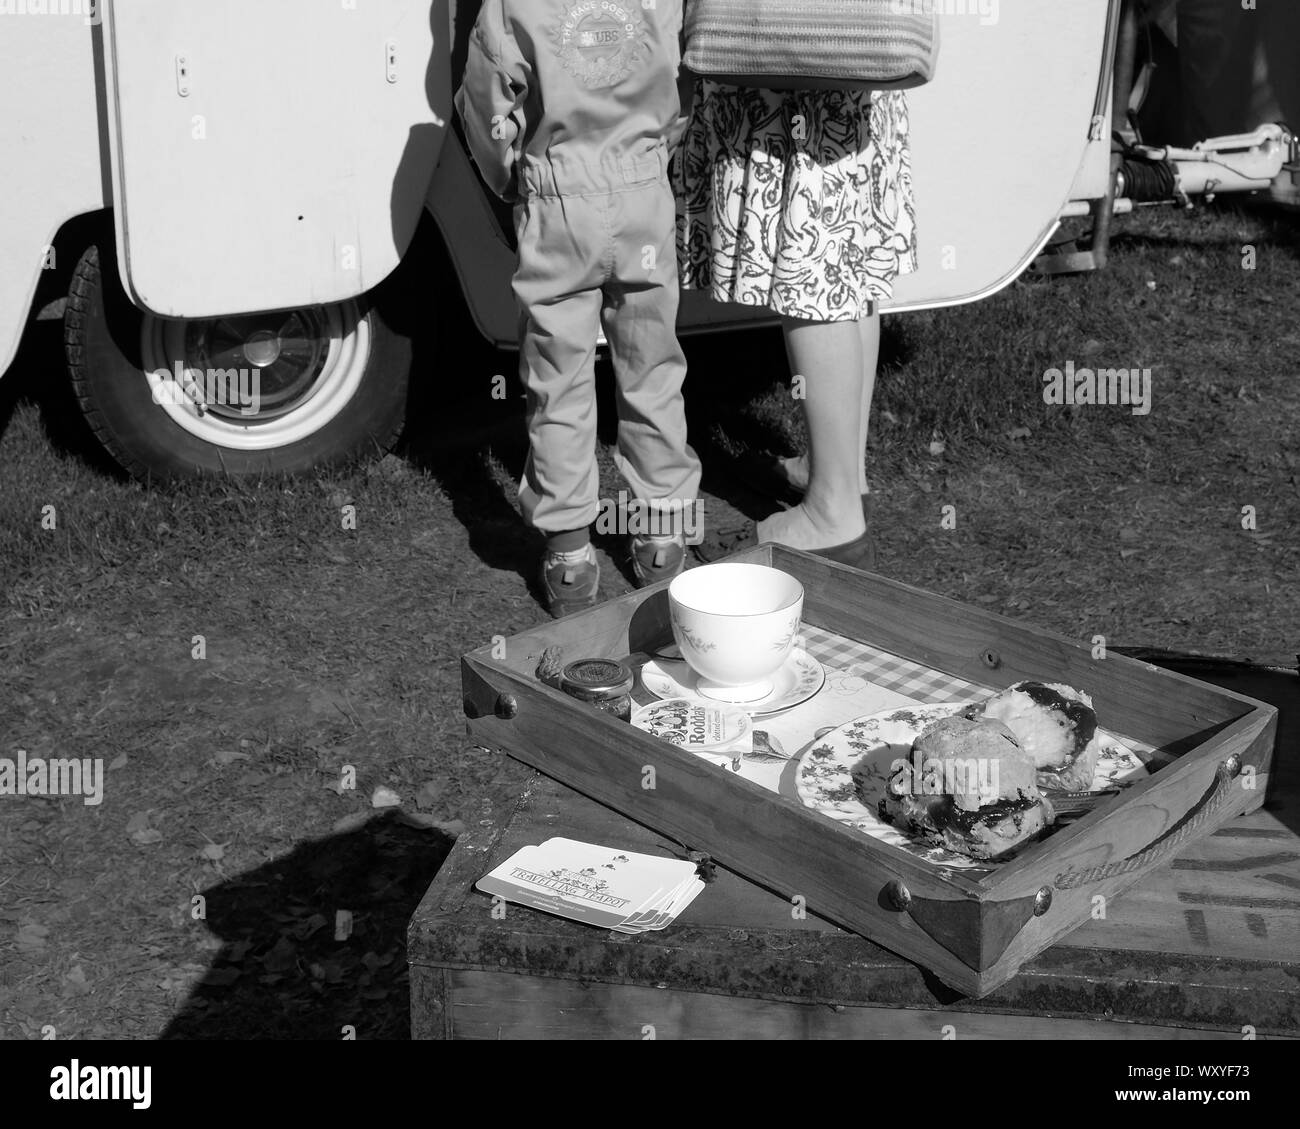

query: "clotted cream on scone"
left=963, top=681, right=1101, bottom=793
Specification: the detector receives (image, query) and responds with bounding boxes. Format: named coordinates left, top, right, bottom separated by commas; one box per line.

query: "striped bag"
left=683, top=0, right=941, bottom=91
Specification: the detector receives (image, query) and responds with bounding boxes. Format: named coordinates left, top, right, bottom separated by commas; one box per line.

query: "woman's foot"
left=694, top=500, right=875, bottom=568
left=756, top=499, right=865, bottom=553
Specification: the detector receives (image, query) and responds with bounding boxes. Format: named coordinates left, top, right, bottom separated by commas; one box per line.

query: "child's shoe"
left=629, top=532, right=687, bottom=588
left=539, top=542, right=600, bottom=618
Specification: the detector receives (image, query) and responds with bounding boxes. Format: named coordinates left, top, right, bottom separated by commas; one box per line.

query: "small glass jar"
left=559, top=659, right=634, bottom=722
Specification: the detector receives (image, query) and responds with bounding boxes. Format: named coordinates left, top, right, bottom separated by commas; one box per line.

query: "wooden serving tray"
left=460, top=545, right=1279, bottom=998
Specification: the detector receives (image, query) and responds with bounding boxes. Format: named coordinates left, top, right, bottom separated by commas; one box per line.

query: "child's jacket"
left=456, top=0, right=687, bottom=201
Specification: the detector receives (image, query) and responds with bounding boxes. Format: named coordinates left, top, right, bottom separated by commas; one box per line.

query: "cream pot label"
left=631, top=698, right=750, bottom=751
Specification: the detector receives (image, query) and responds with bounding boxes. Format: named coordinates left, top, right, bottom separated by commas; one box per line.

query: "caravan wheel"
left=64, top=240, right=410, bottom=481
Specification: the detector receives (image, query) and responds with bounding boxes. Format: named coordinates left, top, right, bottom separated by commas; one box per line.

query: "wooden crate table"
left=410, top=619, right=1299, bottom=1039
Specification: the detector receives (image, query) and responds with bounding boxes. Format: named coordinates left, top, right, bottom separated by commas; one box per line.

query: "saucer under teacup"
left=640, top=648, right=826, bottom=716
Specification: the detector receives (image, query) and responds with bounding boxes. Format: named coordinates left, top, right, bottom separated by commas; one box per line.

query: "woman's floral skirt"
left=675, top=83, right=918, bottom=322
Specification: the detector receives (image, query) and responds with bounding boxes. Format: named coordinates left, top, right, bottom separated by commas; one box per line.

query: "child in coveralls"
left=456, top=0, right=702, bottom=617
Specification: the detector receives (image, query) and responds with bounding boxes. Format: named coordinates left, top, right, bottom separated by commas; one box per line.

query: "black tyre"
left=64, top=239, right=411, bottom=481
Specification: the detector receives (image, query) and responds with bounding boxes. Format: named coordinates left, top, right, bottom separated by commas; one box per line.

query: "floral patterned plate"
left=639, top=649, right=826, bottom=717
left=793, top=703, right=1149, bottom=870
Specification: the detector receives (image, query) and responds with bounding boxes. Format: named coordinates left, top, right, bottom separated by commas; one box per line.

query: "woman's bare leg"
left=857, top=307, right=881, bottom=496
left=775, top=308, right=879, bottom=497
left=757, top=316, right=868, bottom=548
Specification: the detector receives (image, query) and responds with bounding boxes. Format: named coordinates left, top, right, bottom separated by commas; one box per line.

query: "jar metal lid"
left=559, top=659, right=634, bottom=697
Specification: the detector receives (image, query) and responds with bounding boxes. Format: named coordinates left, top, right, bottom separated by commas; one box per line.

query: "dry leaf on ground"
left=371, top=785, right=402, bottom=809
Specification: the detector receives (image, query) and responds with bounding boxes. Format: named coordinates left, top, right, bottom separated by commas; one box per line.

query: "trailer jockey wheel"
left=63, top=238, right=410, bottom=482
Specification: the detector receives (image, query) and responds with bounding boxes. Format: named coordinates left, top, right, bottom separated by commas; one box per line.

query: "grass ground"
left=0, top=202, right=1296, bottom=1038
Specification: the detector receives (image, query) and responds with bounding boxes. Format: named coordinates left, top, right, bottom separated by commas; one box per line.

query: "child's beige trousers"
left=512, top=147, right=701, bottom=538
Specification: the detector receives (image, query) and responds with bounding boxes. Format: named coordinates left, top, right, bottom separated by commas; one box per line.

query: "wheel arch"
left=1, top=208, right=114, bottom=383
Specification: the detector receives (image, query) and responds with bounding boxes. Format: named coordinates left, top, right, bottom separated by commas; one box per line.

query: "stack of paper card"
left=476, top=837, right=706, bottom=934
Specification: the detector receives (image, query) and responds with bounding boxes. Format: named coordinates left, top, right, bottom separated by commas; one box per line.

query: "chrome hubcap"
left=181, top=311, right=328, bottom=421
left=242, top=329, right=282, bottom=368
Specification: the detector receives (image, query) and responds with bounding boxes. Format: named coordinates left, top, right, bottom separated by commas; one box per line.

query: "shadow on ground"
left=161, top=814, right=455, bottom=1040
left=0, top=314, right=125, bottom=480
left=396, top=270, right=805, bottom=594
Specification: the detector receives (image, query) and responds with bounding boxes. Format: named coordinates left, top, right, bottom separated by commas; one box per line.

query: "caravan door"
left=101, top=0, right=451, bottom=318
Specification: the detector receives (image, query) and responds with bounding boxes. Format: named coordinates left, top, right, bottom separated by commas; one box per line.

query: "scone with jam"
left=880, top=715, right=1056, bottom=861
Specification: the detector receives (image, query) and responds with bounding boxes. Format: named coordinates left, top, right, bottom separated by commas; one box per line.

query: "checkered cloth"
left=801, top=624, right=987, bottom=702
left=798, top=627, right=1157, bottom=759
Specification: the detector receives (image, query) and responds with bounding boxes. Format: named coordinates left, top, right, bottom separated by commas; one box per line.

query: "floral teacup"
left=668, top=563, right=804, bottom=704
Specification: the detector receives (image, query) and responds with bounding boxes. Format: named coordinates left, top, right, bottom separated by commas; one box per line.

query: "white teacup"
left=668, top=563, right=805, bottom=704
